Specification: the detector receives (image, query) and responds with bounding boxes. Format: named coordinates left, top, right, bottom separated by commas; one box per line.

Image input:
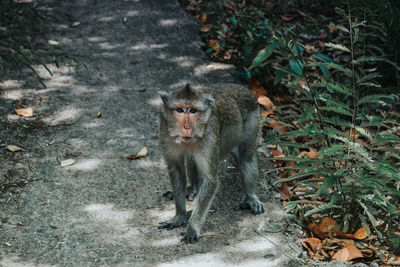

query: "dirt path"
left=0, top=0, right=304, bottom=266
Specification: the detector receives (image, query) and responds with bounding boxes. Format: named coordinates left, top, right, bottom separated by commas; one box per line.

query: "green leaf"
left=289, top=59, right=303, bottom=75
left=250, top=43, right=279, bottom=68
left=324, top=42, right=350, bottom=53
left=359, top=94, right=395, bottom=105
left=314, top=53, right=335, bottom=63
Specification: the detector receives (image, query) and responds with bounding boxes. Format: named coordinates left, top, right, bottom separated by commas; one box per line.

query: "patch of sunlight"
left=71, top=84, right=97, bottom=94
left=151, top=236, right=179, bottom=247
left=42, top=106, right=83, bottom=126
left=98, top=16, right=115, bottom=22
left=0, top=257, right=53, bottom=267
left=68, top=159, right=102, bottom=171
left=136, top=160, right=166, bottom=168
left=158, top=19, right=177, bottom=26
left=7, top=114, right=20, bottom=122
left=149, top=94, right=163, bottom=107
left=82, top=120, right=105, bottom=129
left=130, top=43, right=168, bottom=51
left=101, top=52, right=118, bottom=58
left=233, top=236, right=275, bottom=253
left=0, top=79, right=23, bottom=89
left=126, top=10, right=139, bottom=17
left=116, top=128, right=135, bottom=137
left=88, top=36, right=107, bottom=42
left=158, top=253, right=224, bottom=267
left=84, top=203, right=133, bottom=225
left=67, top=138, right=90, bottom=149
left=238, top=215, right=267, bottom=232
left=147, top=207, right=175, bottom=222
left=99, top=42, right=123, bottom=50
left=171, top=56, right=195, bottom=67
left=194, top=63, right=234, bottom=76
left=1, top=89, right=24, bottom=100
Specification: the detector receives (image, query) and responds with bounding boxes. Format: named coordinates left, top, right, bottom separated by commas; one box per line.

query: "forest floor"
left=0, top=0, right=347, bottom=266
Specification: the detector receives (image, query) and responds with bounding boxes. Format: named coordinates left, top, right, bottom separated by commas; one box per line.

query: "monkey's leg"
left=182, top=172, right=220, bottom=243
left=185, top=157, right=199, bottom=201
left=158, top=163, right=188, bottom=230
left=237, top=111, right=265, bottom=215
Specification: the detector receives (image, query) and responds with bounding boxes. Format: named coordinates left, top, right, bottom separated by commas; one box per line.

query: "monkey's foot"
left=186, top=185, right=198, bottom=201
left=162, top=190, right=174, bottom=200
left=158, top=215, right=187, bottom=230
left=181, top=226, right=200, bottom=244
left=236, top=195, right=265, bottom=215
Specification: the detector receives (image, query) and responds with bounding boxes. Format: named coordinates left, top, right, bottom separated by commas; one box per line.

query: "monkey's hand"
left=158, top=215, right=187, bottom=230
left=181, top=226, right=200, bottom=244
left=236, top=195, right=265, bottom=215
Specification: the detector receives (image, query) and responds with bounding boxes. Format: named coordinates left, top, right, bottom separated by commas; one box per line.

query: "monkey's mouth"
left=180, top=136, right=193, bottom=143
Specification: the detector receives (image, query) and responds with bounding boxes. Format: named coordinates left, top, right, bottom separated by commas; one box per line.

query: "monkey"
left=157, top=83, right=265, bottom=244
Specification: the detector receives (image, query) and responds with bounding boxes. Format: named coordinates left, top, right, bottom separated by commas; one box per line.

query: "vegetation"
left=181, top=0, right=400, bottom=263
left=0, top=0, right=78, bottom=87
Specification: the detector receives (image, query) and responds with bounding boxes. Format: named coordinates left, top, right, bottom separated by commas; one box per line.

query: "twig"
left=200, top=232, right=236, bottom=247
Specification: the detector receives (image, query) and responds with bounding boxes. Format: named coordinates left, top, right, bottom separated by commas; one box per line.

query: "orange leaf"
left=332, top=243, right=363, bottom=262
left=268, top=119, right=287, bottom=135
left=353, top=227, right=368, bottom=240
left=270, top=147, right=285, bottom=158
left=302, top=238, right=322, bottom=253
left=200, top=26, right=211, bottom=32
left=299, top=149, right=318, bottom=159
left=307, top=217, right=342, bottom=239
left=257, top=96, right=276, bottom=110
left=200, top=14, right=207, bottom=24
left=262, top=110, right=274, bottom=117
left=249, top=79, right=267, bottom=97
left=208, top=40, right=220, bottom=53
left=15, top=107, right=33, bottom=117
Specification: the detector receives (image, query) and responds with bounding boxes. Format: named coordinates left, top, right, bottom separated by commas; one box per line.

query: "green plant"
left=255, top=4, right=400, bottom=251
left=0, top=1, right=79, bottom=87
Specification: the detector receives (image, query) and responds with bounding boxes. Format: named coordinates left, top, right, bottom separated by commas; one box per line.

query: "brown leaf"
left=280, top=15, right=295, bottom=21
left=353, top=227, right=368, bottom=240
left=4, top=145, right=26, bottom=152
left=262, top=110, right=274, bottom=117
left=302, top=238, right=322, bottom=253
left=268, top=119, right=287, bottom=135
left=200, top=26, right=211, bottom=32
left=208, top=40, right=220, bottom=53
left=307, top=217, right=342, bottom=239
left=15, top=107, right=33, bottom=117
left=257, top=96, right=276, bottom=110
left=200, top=14, right=207, bottom=24
left=121, top=147, right=148, bottom=160
left=332, top=243, right=363, bottom=262
left=299, top=149, right=318, bottom=159
left=249, top=79, right=268, bottom=97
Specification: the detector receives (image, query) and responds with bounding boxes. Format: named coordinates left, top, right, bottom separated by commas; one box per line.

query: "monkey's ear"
left=158, top=90, right=169, bottom=105
left=203, top=93, right=215, bottom=106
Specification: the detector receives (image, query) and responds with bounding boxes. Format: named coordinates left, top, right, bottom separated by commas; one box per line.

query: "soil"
left=0, top=0, right=311, bottom=266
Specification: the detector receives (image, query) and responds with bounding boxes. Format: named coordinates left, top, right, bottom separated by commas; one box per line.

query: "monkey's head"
left=159, top=84, right=215, bottom=144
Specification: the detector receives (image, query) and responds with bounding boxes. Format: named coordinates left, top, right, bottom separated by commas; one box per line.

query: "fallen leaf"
left=332, top=243, right=363, bottom=261
left=280, top=15, right=296, bottom=21
left=302, top=238, right=322, bottom=253
left=208, top=40, right=220, bottom=53
left=353, top=227, right=368, bottom=240
left=96, top=112, right=102, bottom=118
left=200, top=14, right=207, bottom=24
left=71, top=21, right=80, bottom=27
left=15, top=107, right=33, bottom=117
left=60, top=159, right=76, bottom=167
left=262, top=110, right=274, bottom=116
left=249, top=79, right=268, bottom=97
left=4, top=145, right=25, bottom=152
left=122, top=147, right=148, bottom=160
left=200, top=26, right=211, bottom=32
left=299, top=149, right=318, bottom=159
left=257, top=96, right=276, bottom=110
left=307, top=217, right=342, bottom=239
left=268, top=119, right=287, bottom=135
left=48, top=40, right=59, bottom=46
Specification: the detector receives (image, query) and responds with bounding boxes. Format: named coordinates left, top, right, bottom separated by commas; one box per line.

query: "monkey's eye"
left=176, top=107, right=184, bottom=113
left=188, top=108, right=197, bottom=114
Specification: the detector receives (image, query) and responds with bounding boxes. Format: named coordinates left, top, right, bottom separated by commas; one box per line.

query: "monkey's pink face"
left=172, top=105, right=200, bottom=143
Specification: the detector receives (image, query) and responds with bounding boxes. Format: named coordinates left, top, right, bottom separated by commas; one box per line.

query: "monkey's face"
left=159, top=84, right=214, bottom=144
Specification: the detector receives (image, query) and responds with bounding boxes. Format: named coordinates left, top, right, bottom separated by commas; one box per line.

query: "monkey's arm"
left=158, top=162, right=188, bottom=230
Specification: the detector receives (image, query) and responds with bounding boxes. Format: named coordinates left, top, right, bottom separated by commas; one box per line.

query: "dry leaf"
left=257, top=96, right=276, bottom=110
left=332, top=243, right=363, bottom=261
left=15, top=107, right=33, bottom=117
left=4, top=145, right=25, bottom=152
left=96, top=112, right=102, bottom=118
left=353, top=227, right=368, bottom=240
left=122, top=147, right=148, bottom=160
left=268, top=119, right=287, bottom=135
left=200, top=26, right=211, bottom=32
left=60, top=159, right=76, bottom=167
left=208, top=40, right=220, bottom=53
left=307, top=217, right=342, bottom=239
left=262, top=110, right=274, bottom=117
left=299, top=149, right=318, bottom=159
left=302, top=238, right=322, bottom=253
left=249, top=79, right=268, bottom=97
left=48, top=40, right=59, bottom=46
left=200, top=14, right=207, bottom=24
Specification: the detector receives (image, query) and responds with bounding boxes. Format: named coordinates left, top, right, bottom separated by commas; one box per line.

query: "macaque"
left=158, top=83, right=265, bottom=243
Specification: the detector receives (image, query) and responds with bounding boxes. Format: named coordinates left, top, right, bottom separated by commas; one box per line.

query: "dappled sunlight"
left=68, top=159, right=102, bottom=171
left=99, top=42, right=123, bottom=50
left=0, top=79, right=23, bottom=89
left=130, top=43, right=168, bottom=51
left=136, top=159, right=166, bottom=168
left=171, top=56, right=195, bottom=67
left=233, top=237, right=275, bottom=252
left=194, top=63, right=234, bottom=76
left=148, top=94, right=163, bottom=107
left=0, top=257, right=53, bottom=267
left=158, top=253, right=224, bottom=267
left=147, top=206, right=175, bottom=223
left=67, top=137, right=90, bottom=149
left=42, top=106, right=83, bottom=126
left=1, top=89, right=25, bottom=101
left=82, top=120, right=105, bottom=129
left=88, top=36, right=107, bottom=42
left=126, top=10, right=139, bottom=17
left=151, top=236, right=180, bottom=247
left=98, top=16, right=115, bottom=22
left=158, top=19, right=177, bottom=26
